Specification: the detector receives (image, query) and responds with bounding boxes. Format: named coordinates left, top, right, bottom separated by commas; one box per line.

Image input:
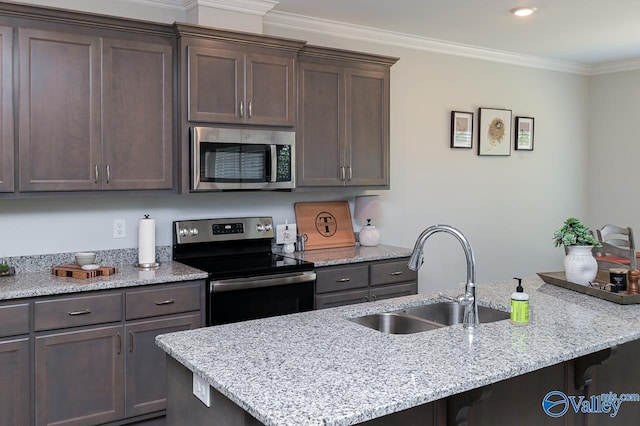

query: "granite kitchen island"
left=156, top=275, right=640, bottom=425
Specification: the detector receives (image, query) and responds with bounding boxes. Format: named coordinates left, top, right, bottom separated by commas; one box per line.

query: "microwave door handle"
left=269, top=144, right=277, bottom=182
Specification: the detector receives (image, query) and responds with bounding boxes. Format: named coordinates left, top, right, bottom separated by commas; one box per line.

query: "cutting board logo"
left=315, top=212, right=337, bottom=237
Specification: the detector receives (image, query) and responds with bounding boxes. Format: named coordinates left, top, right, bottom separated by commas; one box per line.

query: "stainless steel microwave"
left=191, top=127, right=295, bottom=191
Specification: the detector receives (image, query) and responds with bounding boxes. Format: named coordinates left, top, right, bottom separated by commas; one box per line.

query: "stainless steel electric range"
left=172, top=217, right=316, bottom=326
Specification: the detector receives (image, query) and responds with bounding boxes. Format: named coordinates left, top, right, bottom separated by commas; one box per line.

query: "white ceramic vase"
left=564, top=245, right=598, bottom=285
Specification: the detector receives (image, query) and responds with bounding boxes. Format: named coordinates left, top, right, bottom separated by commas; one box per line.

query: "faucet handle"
left=438, top=292, right=474, bottom=306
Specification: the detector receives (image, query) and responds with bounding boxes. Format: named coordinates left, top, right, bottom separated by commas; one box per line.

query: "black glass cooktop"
left=179, top=253, right=314, bottom=280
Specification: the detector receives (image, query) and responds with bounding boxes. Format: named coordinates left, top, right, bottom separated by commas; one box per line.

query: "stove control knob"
left=256, top=224, right=264, bottom=232
left=189, top=228, right=198, bottom=236
left=179, top=228, right=188, bottom=237
left=263, top=223, right=273, bottom=232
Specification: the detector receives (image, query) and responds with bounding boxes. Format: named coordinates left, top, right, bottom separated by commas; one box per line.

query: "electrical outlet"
left=113, top=219, right=126, bottom=239
left=192, top=372, right=211, bottom=407
left=276, top=224, right=297, bottom=244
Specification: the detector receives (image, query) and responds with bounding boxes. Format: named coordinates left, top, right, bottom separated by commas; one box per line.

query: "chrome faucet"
left=408, top=224, right=479, bottom=328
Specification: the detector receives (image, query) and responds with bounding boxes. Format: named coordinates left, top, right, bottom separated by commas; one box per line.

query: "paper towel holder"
left=137, top=214, right=160, bottom=269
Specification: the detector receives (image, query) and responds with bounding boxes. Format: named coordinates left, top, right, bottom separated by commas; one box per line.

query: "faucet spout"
left=408, top=224, right=479, bottom=328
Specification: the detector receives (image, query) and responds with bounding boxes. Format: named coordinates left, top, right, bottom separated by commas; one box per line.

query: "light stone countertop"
left=285, top=244, right=413, bottom=267
left=156, top=275, right=640, bottom=426
left=0, top=262, right=208, bottom=301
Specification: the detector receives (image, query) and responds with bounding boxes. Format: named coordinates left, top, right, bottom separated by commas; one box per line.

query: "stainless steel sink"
left=400, top=302, right=510, bottom=326
left=348, top=302, right=509, bottom=334
left=348, top=312, right=443, bottom=334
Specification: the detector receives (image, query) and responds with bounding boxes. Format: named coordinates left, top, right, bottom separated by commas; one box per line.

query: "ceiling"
left=270, top=0, right=640, bottom=66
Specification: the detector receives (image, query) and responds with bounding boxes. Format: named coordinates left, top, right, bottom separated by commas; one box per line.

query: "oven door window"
left=209, top=281, right=314, bottom=325
left=201, top=142, right=269, bottom=183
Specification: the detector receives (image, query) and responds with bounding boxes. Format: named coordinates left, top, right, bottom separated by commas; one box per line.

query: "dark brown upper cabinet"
left=177, top=24, right=305, bottom=128
left=297, top=47, right=398, bottom=188
left=18, top=26, right=174, bottom=192
left=0, top=26, right=13, bottom=193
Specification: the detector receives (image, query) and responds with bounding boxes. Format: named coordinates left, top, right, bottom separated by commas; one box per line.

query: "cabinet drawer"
left=370, top=259, right=417, bottom=286
left=34, top=293, right=122, bottom=331
left=316, top=265, right=369, bottom=293
left=315, top=289, right=370, bottom=310
left=126, top=282, right=201, bottom=320
left=0, top=303, right=30, bottom=337
left=370, top=282, right=417, bottom=301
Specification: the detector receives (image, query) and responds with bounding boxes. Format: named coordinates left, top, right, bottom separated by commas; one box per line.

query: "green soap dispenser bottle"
left=511, top=277, right=529, bottom=325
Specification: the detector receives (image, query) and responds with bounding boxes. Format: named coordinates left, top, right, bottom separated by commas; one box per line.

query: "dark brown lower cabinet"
left=125, top=314, right=201, bottom=418
left=35, top=325, right=125, bottom=426
left=0, top=338, right=30, bottom=426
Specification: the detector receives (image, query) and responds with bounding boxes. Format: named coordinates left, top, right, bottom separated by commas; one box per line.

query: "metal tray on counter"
left=537, top=271, right=640, bottom=305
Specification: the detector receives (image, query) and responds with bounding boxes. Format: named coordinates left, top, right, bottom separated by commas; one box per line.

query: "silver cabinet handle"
left=248, top=101, right=253, bottom=118
left=94, top=165, right=99, bottom=184
left=335, top=278, right=350, bottom=282
left=239, top=100, right=244, bottom=118
left=106, top=164, right=111, bottom=184
left=363, top=296, right=369, bottom=302
left=129, top=331, right=134, bottom=353
left=340, top=166, right=346, bottom=181
left=155, top=299, right=175, bottom=306
left=348, top=167, right=352, bottom=181
left=68, top=309, right=91, bottom=316
left=117, top=332, right=122, bottom=355
left=389, top=271, right=403, bottom=276
left=371, top=295, right=377, bottom=301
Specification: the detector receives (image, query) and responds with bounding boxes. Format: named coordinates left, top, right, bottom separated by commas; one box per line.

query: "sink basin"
left=348, top=302, right=509, bottom=334
left=400, top=302, right=510, bottom=326
left=348, top=312, right=442, bottom=334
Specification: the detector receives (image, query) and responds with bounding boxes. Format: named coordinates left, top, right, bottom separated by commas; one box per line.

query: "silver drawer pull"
left=68, top=309, right=91, bottom=316
left=389, top=271, right=403, bottom=276
left=155, top=299, right=175, bottom=306
left=335, top=278, right=350, bottom=282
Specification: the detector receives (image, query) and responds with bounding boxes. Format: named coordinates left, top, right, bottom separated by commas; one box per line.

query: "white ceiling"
left=269, top=0, right=640, bottom=66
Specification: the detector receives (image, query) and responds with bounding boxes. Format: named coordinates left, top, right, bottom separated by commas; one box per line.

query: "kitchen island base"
left=165, top=340, right=640, bottom=426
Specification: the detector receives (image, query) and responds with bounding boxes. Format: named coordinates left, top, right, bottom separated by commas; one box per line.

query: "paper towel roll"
left=138, top=215, right=156, bottom=266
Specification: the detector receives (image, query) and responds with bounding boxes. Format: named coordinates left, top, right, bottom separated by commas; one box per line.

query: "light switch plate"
left=276, top=223, right=297, bottom=244
left=192, top=372, right=211, bottom=407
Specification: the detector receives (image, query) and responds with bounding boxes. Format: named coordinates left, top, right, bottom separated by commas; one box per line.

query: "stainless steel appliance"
left=173, top=217, right=315, bottom=325
left=191, top=126, right=295, bottom=191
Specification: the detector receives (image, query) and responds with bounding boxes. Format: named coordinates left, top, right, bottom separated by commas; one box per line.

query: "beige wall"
left=588, top=70, right=640, bottom=237
left=1, top=0, right=604, bottom=293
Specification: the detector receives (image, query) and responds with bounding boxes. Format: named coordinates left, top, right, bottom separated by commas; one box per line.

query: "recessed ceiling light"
left=510, top=7, right=537, bottom=17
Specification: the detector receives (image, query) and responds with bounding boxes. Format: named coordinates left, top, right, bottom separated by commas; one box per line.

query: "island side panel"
left=166, top=356, right=262, bottom=426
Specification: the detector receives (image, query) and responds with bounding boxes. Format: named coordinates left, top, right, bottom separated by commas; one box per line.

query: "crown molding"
left=120, top=0, right=277, bottom=15
left=264, top=11, right=592, bottom=75
left=590, top=58, right=640, bottom=75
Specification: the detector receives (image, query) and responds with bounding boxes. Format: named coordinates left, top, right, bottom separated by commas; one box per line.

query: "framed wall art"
left=450, top=111, right=473, bottom=148
left=515, top=116, right=535, bottom=151
left=478, top=107, right=512, bottom=156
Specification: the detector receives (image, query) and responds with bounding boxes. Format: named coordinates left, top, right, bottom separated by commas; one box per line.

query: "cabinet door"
left=0, top=338, right=30, bottom=426
left=370, top=282, right=417, bottom=302
left=102, top=37, right=174, bottom=190
left=246, top=52, right=295, bottom=126
left=187, top=45, right=244, bottom=124
left=35, top=325, right=124, bottom=426
left=18, top=28, right=101, bottom=192
left=125, top=313, right=201, bottom=417
left=0, top=26, right=13, bottom=193
left=297, top=61, right=345, bottom=186
left=345, top=67, right=389, bottom=187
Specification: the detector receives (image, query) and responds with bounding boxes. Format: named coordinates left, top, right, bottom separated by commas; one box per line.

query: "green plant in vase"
left=553, top=217, right=600, bottom=285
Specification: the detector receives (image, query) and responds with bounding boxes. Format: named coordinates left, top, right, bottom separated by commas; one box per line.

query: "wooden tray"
left=52, top=264, right=118, bottom=279
left=537, top=271, right=640, bottom=304
left=294, top=201, right=356, bottom=250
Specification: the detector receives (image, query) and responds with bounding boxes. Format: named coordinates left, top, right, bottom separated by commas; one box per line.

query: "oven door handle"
left=210, top=271, right=316, bottom=292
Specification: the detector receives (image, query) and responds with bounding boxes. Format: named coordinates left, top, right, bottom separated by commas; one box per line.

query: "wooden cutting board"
left=294, top=201, right=355, bottom=250
left=52, top=264, right=118, bottom=279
